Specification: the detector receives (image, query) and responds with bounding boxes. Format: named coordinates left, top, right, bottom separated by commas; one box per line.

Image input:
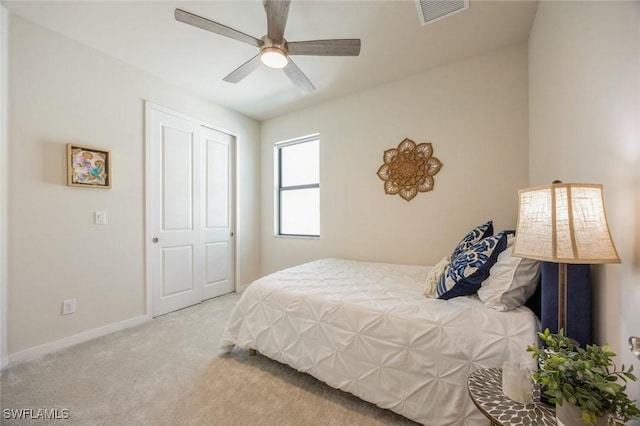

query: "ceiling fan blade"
left=283, top=59, right=315, bottom=93
left=264, top=0, right=290, bottom=42
left=223, top=55, right=262, bottom=84
left=288, top=39, right=361, bottom=56
left=175, top=9, right=262, bottom=48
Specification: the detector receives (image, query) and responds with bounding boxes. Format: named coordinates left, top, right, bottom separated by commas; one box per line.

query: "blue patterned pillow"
left=450, top=221, right=494, bottom=259
left=437, top=231, right=508, bottom=300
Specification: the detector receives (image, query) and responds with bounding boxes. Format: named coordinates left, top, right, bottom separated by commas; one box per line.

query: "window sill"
left=274, top=234, right=320, bottom=240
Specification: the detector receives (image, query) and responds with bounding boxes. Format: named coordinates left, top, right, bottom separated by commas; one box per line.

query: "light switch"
left=94, top=211, right=107, bottom=225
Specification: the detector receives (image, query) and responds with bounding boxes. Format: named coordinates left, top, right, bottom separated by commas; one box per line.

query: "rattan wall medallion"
left=376, top=138, right=442, bottom=201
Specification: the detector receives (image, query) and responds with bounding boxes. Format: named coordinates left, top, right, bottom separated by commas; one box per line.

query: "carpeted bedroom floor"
left=0, top=293, right=418, bottom=425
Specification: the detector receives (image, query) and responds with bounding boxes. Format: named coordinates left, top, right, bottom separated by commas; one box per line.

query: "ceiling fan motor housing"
left=260, top=35, right=288, bottom=56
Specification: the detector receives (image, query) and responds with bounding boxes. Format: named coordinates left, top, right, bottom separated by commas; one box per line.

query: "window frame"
left=275, top=135, right=320, bottom=238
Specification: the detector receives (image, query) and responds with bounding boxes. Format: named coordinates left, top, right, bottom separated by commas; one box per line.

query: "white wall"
left=0, top=5, right=9, bottom=369
left=529, top=0, right=640, bottom=406
left=260, top=44, right=529, bottom=274
left=7, top=15, right=261, bottom=357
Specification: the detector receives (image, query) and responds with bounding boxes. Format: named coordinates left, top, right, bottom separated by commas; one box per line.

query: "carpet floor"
left=0, top=294, right=418, bottom=425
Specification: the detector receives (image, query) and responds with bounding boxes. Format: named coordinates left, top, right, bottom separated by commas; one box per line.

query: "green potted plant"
left=527, top=329, right=640, bottom=426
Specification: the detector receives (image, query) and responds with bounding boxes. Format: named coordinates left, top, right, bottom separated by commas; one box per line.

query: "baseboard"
left=6, top=314, right=149, bottom=368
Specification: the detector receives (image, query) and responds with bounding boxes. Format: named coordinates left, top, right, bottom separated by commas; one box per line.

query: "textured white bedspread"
left=220, top=259, right=538, bottom=425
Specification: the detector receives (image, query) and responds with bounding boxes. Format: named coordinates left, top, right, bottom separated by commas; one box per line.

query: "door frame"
left=144, top=101, right=237, bottom=319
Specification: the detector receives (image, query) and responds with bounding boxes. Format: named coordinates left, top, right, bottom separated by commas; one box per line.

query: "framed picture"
left=67, top=144, right=111, bottom=189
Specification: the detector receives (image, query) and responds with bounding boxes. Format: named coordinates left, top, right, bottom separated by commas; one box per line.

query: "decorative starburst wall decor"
left=376, top=138, right=442, bottom=201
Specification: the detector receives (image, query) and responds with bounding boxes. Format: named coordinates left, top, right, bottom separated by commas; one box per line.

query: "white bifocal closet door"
left=147, top=105, right=234, bottom=317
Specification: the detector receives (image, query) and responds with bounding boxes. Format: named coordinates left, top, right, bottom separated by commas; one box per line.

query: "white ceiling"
left=3, top=0, right=539, bottom=121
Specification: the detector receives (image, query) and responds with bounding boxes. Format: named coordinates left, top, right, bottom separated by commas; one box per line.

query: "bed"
left=220, top=255, right=541, bottom=425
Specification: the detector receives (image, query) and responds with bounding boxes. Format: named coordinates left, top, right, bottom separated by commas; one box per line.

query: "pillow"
left=424, top=256, right=451, bottom=298
left=478, top=233, right=541, bottom=311
left=437, top=231, right=508, bottom=300
left=450, top=220, right=493, bottom=259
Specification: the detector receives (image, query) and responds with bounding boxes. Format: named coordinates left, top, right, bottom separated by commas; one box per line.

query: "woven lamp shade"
left=512, top=183, right=621, bottom=264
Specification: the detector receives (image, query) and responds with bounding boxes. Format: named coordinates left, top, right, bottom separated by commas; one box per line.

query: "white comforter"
left=220, top=259, right=538, bottom=425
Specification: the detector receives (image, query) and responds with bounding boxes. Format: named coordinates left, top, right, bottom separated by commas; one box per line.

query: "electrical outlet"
left=62, top=299, right=76, bottom=315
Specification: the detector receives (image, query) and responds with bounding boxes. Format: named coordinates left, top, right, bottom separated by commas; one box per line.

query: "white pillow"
left=424, top=256, right=451, bottom=298
left=477, top=240, right=540, bottom=311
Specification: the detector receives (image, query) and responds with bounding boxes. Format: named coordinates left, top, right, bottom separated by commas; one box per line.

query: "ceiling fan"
left=174, top=0, right=361, bottom=93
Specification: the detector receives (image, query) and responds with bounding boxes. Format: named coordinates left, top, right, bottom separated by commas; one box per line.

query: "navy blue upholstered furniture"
left=539, top=262, right=592, bottom=347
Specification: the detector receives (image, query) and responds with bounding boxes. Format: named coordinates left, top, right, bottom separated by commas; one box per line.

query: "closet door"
left=201, top=126, right=234, bottom=300
left=146, top=104, right=234, bottom=317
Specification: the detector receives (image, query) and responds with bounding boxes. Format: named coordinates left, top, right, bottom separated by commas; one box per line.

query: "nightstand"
left=468, top=368, right=556, bottom=426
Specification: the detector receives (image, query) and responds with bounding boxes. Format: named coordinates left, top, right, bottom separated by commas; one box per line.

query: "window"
left=276, top=135, right=320, bottom=237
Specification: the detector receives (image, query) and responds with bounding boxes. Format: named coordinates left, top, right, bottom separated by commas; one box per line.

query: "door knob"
left=152, top=237, right=159, bottom=243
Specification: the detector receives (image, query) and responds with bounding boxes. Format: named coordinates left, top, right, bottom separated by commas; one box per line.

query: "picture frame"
left=67, top=143, right=111, bottom=189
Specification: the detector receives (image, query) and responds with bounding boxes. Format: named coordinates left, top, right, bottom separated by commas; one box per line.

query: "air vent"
left=415, top=0, right=469, bottom=26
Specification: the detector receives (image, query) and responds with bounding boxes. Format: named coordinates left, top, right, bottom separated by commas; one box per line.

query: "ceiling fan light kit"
left=261, top=48, right=288, bottom=69
left=174, top=0, right=361, bottom=92
left=260, top=37, right=288, bottom=69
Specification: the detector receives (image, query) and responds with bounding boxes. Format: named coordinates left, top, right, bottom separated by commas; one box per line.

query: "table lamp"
left=512, top=182, right=620, bottom=332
